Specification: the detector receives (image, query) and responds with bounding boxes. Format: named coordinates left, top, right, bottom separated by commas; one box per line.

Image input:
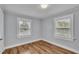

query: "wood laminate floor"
left=2, top=40, right=76, bottom=54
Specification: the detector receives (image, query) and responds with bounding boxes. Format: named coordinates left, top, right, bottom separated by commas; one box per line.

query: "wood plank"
left=2, top=40, right=76, bottom=54
left=40, top=40, right=76, bottom=54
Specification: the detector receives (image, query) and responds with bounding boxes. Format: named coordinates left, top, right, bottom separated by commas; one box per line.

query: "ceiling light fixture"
left=40, top=4, right=48, bottom=9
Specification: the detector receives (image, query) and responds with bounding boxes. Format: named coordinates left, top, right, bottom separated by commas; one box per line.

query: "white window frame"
left=54, top=14, right=73, bottom=41
left=17, top=17, right=32, bottom=38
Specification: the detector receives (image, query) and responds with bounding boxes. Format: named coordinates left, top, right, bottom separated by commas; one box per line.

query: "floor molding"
left=3, top=40, right=76, bottom=54
left=5, top=38, right=79, bottom=53
left=43, top=39, right=79, bottom=53
left=5, top=39, right=43, bottom=49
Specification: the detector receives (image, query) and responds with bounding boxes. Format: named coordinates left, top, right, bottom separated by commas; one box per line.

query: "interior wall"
left=4, top=11, right=41, bottom=47
left=42, top=7, right=79, bottom=52
left=3, top=5, right=79, bottom=53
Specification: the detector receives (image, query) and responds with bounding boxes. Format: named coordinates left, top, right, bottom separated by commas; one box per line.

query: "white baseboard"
left=43, top=39, right=79, bottom=53
left=0, top=49, right=5, bottom=54
left=5, top=39, right=43, bottom=49
left=5, top=38, right=79, bottom=53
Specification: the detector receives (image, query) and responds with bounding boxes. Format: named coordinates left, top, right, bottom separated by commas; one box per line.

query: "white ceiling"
left=0, top=4, right=79, bottom=19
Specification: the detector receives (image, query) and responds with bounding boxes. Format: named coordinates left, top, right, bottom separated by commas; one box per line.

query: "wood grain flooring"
left=2, top=40, right=76, bottom=54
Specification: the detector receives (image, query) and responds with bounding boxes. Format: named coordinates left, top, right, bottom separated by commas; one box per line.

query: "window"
left=55, top=14, right=73, bottom=41
left=17, top=17, right=32, bottom=38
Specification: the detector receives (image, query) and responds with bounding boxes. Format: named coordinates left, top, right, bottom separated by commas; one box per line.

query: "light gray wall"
left=3, top=5, right=79, bottom=52
left=4, top=12, right=41, bottom=47
left=42, top=6, right=79, bottom=52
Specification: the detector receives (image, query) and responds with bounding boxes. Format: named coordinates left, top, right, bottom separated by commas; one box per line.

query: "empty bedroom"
left=0, top=4, right=79, bottom=54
